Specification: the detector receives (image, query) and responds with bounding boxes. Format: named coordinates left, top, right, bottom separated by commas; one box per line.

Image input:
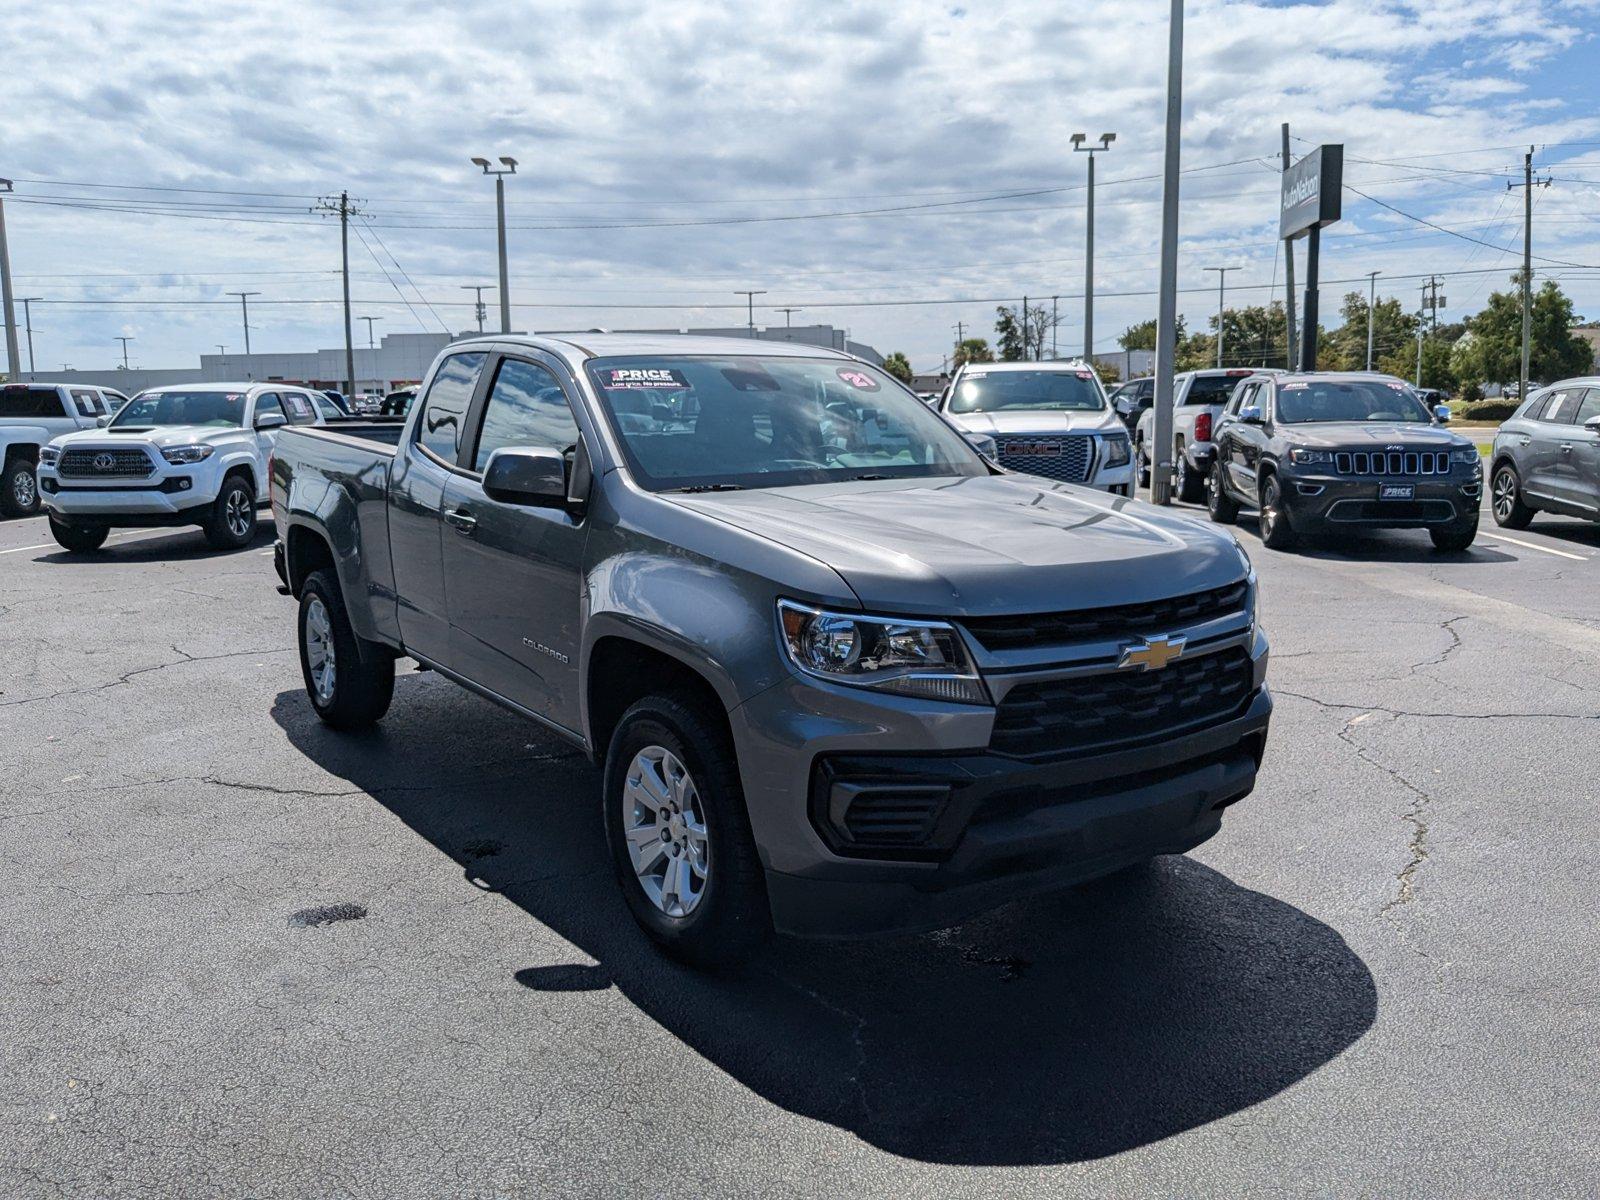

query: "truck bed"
left=294, top=420, right=407, bottom=452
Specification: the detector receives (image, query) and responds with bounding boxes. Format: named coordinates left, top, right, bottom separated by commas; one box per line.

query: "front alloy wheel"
left=621, top=745, right=710, bottom=918
left=1491, top=465, right=1534, bottom=530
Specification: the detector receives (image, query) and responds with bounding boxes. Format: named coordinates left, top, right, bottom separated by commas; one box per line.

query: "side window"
left=473, top=358, right=580, bottom=472
left=1521, top=393, right=1550, bottom=421
left=281, top=391, right=317, bottom=425
left=0, top=387, right=68, bottom=418
left=70, top=388, right=101, bottom=416
left=253, top=393, right=287, bottom=426
left=309, top=393, right=342, bottom=421
left=417, top=352, right=488, bottom=463
left=1138, top=380, right=1154, bottom=402
left=1226, top=382, right=1253, bottom=416
left=1542, top=389, right=1578, bottom=424
left=1574, top=389, right=1600, bottom=426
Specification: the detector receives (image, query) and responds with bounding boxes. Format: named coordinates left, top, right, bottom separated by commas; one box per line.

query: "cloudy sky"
left=7, top=0, right=1600, bottom=376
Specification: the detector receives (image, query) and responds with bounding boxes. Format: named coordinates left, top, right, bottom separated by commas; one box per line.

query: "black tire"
left=1174, top=443, right=1206, bottom=504
left=1206, top=461, right=1240, bottom=524
left=297, top=568, right=395, bottom=730
left=1490, top=463, right=1535, bottom=530
left=48, top=516, right=109, bottom=552
left=1, top=455, right=40, bottom=518
left=1135, top=436, right=1151, bottom=488
left=603, top=692, right=769, bottom=968
left=1430, top=514, right=1479, bottom=552
left=1259, top=474, right=1298, bottom=550
left=202, top=473, right=258, bottom=550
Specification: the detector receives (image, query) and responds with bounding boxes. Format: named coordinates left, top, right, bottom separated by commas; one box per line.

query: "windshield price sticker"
left=1282, top=382, right=1308, bottom=390
left=836, top=368, right=880, bottom=392
left=605, top=367, right=689, bottom=390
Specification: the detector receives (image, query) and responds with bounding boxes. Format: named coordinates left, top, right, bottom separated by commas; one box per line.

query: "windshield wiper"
left=849, top=473, right=892, bottom=481
left=667, top=483, right=745, bottom=493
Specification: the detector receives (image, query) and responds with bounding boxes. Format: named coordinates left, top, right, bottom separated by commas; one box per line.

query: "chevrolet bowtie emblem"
left=1118, top=634, right=1187, bottom=672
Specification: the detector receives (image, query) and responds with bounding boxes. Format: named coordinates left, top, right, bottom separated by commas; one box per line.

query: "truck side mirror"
left=1585, top=415, right=1600, bottom=434
left=1433, top=404, right=1452, bottom=424
left=482, top=446, right=569, bottom=509
left=255, top=412, right=287, bottom=430
left=96, top=415, right=111, bottom=428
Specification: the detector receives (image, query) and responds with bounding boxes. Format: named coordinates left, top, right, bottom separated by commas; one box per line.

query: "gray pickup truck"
left=270, top=333, right=1272, bottom=964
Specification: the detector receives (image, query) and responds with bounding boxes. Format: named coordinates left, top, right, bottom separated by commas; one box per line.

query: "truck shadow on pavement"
left=273, top=679, right=1377, bottom=1167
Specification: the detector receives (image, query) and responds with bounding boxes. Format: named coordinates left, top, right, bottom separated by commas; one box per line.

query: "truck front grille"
left=961, top=581, right=1248, bottom=653
left=989, top=647, right=1254, bottom=759
left=1334, top=450, right=1449, bottom=476
left=58, top=448, right=155, bottom=479
left=994, top=434, right=1094, bottom=483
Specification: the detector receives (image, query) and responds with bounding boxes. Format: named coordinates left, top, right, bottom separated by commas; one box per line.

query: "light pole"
left=1365, top=270, right=1380, bottom=370
left=778, top=307, right=802, bottom=328
left=1203, top=267, right=1238, bottom=368
left=735, top=290, right=766, bottom=334
left=0, top=179, right=19, bottom=379
left=460, top=284, right=491, bottom=334
left=1071, top=132, right=1115, bottom=362
left=227, top=291, right=260, bottom=355
left=472, top=157, right=517, bottom=333
left=115, top=336, right=134, bottom=369
left=19, top=296, right=40, bottom=376
left=1150, top=0, right=1184, bottom=505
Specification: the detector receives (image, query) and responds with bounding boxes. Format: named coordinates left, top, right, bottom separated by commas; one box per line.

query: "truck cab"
left=0, top=383, right=124, bottom=517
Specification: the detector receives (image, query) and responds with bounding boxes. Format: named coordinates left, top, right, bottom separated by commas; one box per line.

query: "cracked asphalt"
left=2, top=501, right=1597, bottom=1197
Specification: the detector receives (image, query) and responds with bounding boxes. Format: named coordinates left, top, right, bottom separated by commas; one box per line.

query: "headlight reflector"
left=778, top=601, right=989, bottom=704
left=1103, top=435, right=1131, bottom=467
left=161, top=444, right=215, bottom=465
left=1450, top=448, right=1480, bottom=464
left=38, top=445, right=60, bottom=465
left=1289, top=448, right=1333, bottom=464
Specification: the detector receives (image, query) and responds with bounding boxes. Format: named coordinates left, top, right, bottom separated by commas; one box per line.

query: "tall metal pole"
left=228, top=291, right=260, bottom=355
left=115, top=336, right=133, bottom=369
left=1150, top=0, right=1184, bottom=505
left=1022, top=295, right=1030, bottom=360
left=20, top=296, right=40, bottom=376
left=1051, top=295, right=1059, bottom=360
left=1365, top=270, right=1380, bottom=371
left=1521, top=148, right=1532, bottom=397
left=460, top=285, right=490, bottom=334
left=1084, top=153, right=1095, bottom=359
left=495, top=176, right=510, bottom=333
left=0, top=181, right=20, bottom=379
left=1281, top=125, right=1297, bottom=370
left=360, top=315, right=381, bottom=351
left=1416, top=280, right=1427, bottom=387
left=735, top=290, right=766, bottom=334
left=1301, top=225, right=1321, bottom=370
left=778, top=307, right=802, bottom=328
left=340, top=193, right=354, bottom=395
left=1204, top=267, right=1236, bottom=367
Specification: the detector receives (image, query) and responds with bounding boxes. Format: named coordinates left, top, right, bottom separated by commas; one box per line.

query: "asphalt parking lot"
left=2, top=497, right=1597, bottom=1197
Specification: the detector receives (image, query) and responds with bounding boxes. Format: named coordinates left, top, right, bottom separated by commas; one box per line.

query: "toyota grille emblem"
left=93, top=452, right=115, bottom=472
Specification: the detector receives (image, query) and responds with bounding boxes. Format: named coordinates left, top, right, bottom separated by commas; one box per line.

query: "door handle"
left=444, top=507, right=477, bottom=534
left=1561, top=443, right=1574, bottom=454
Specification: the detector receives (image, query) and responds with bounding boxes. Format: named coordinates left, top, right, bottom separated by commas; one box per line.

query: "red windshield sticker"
left=604, top=367, right=689, bottom=390
left=836, top=368, right=880, bottom=391
left=1076, top=371, right=1095, bottom=380
left=1385, top=381, right=1406, bottom=390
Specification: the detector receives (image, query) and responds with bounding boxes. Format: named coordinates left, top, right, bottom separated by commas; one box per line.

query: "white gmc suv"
left=37, top=382, right=324, bottom=552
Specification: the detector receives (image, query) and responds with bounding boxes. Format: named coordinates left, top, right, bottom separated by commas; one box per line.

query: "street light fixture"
left=0, top=178, right=19, bottom=379
left=1203, top=266, right=1239, bottom=367
left=1072, top=132, right=1115, bottom=362
left=473, top=156, right=517, bottom=333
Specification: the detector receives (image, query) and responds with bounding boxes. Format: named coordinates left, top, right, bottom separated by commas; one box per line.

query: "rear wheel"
left=1135, top=436, right=1151, bottom=488
left=1174, top=443, right=1205, bottom=503
left=298, top=568, right=395, bottom=729
left=1, top=456, right=40, bottom=518
left=1491, top=464, right=1535, bottom=530
left=202, top=474, right=257, bottom=549
left=1206, top=461, right=1239, bottom=523
left=603, top=693, right=768, bottom=968
left=48, top=516, right=109, bottom=553
left=1430, top=513, right=1479, bottom=552
left=1259, top=474, right=1298, bottom=550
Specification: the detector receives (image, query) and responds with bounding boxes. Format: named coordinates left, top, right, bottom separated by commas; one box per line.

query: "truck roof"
left=958, top=359, right=1095, bottom=373
left=448, top=332, right=859, bottom=368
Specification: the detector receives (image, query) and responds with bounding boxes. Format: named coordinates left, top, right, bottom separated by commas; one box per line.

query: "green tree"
left=881, top=351, right=913, bottom=384
left=953, top=337, right=993, bottom=367
left=1118, top=315, right=1185, bottom=352
left=1327, top=291, right=1420, bottom=373
left=994, top=306, right=1027, bottom=361
left=1450, top=275, right=1594, bottom=390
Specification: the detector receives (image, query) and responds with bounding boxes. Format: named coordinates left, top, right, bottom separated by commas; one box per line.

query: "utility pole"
left=1510, top=147, right=1551, bottom=398
left=360, top=316, right=381, bottom=351
left=1281, top=124, right=1297, bottom=371
left=777, top=307, right=802, bottom=328
left=1204, top=266, right=1237, bottom=367
left=1072, top=133, right=1115, bottom=361
left=216, top=345, right=227, bottom=356
left=314, top=193, right=365, bottom=395
left=19, top=296, right=40, bottom=376
left=1416, top=280, right=1428, bottom=387
left=734, top=290, right=766, bottom=334
left=0, top=179, right=20, bottom=379
left=226, top=291, right=260, bottom=356
left=460, top=285, right=491, bottom=334
left=1022, top=295, right=1030, bottom=359
left=1051, top=295, right=1059, bottom=359
left=471, top=157, right=517, bottom=332
left=115, top=336, right=134, bottom=369
left=1150, top=0, right=1184, bottom=504
left=1365, top=270, right=1380, bottom=370
left=359, top=317, right=382, bottom=394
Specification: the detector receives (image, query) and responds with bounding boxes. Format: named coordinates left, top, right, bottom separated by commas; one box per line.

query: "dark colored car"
left=1205, top=372, right=1481, bottom=551
left=378, top=388, right=416, bottom=416
left=1488, top=379, right=1600, bottom=529
left=1108, top=376, right=1153, bottom=431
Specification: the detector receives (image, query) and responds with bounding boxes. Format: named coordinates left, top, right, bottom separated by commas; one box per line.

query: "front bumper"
left=37, top=468, right=215, bottom=522
left=1280, top=467, right=1481, bottom=530
left=731, top=631, right=1271, bottom=938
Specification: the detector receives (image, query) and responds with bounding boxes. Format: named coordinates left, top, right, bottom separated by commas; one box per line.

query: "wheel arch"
left=584, top=630, right=736, bottom=765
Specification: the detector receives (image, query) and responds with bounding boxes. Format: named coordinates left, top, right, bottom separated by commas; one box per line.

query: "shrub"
left=1456, top=398, right=1519, bottom=422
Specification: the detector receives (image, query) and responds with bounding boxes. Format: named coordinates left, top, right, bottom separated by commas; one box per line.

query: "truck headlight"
left=1102, top=435, right=1130, bottom=467
left=38, top=446, right=60, bottom=466
left=161, top=445, right=215, bottom=465
left=777, top=601, right=989, bottom=705
left=1289, top=448, right=1333, bottom=465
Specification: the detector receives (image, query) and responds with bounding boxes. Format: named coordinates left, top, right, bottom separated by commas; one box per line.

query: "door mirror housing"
left=1239, top=405, right=1264, bottom=425
left=1585, top=414, right=1600, bottom=433
left=254, top=412, right=287, bottom=430
left=481, top=446, right=569, bottom=509
left=1433, top=404, right=1452, bottom=424
left=96, top=415, right=111, bottom=428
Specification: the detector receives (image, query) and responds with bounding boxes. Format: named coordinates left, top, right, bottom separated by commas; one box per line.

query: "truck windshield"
left=947, top=369, right=1104, bottom=414
left=586, top=356, right=987, bottom=491
left=110, top=391, right=248, bottom=429
left=1276, top=380, right=1431, bottom=424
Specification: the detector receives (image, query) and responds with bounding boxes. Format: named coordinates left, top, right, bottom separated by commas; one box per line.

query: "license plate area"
left=1378, top=483, right=1415, bottom=500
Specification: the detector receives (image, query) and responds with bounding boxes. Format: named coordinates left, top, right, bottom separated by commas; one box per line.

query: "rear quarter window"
left=0, top=387, right=68, bottom=419
left=416, top=353, right=488, bottom=462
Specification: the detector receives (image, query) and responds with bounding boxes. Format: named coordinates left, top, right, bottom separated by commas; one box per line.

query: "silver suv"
left=1489, top=379, right=1600, bottom=528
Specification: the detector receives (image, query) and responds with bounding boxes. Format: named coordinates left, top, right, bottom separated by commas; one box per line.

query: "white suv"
left=938, top=360, right=1134, bottom=494
left=1, top=383, right=131, bottom=517
left=37, top=383, right=324, bottom=552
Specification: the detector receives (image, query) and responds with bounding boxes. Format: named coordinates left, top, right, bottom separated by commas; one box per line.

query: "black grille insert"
left=990, top=647, right=1254, bottom=759
left=1333, top=449, right=1449, bottom=476
left=963, top=581, right=1247, bottom=652
left=58, top=448, right=154, bottom=479
left=994, top=435, right=1094, bottom=483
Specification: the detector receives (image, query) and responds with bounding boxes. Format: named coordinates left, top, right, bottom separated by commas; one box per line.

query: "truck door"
left=390, top=351, right=489, bottom=663
left=440, top=353, right=588, bottom=733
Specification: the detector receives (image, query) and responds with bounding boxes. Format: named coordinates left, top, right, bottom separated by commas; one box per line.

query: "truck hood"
left=52, top=425, right=249, bottom=449
left=1285, top=421, right=1469, bottom=449
left=671, top=474, right=1247, bottom=616
left=944, top=409, right=1121, bottom=437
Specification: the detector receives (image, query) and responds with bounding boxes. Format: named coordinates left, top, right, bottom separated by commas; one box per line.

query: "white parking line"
left=0, top=529, right=178, bottom=555
left=1478, top=531, right=1591, bottom=561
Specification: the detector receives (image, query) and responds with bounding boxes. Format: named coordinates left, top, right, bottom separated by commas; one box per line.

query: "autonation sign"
left=1280, top=144, right=1344, bottom=240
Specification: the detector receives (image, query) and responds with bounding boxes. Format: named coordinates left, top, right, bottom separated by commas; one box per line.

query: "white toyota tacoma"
left=37, top=382, right=324, bottom=552
left=937, top=359, right=1134, bottom=494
